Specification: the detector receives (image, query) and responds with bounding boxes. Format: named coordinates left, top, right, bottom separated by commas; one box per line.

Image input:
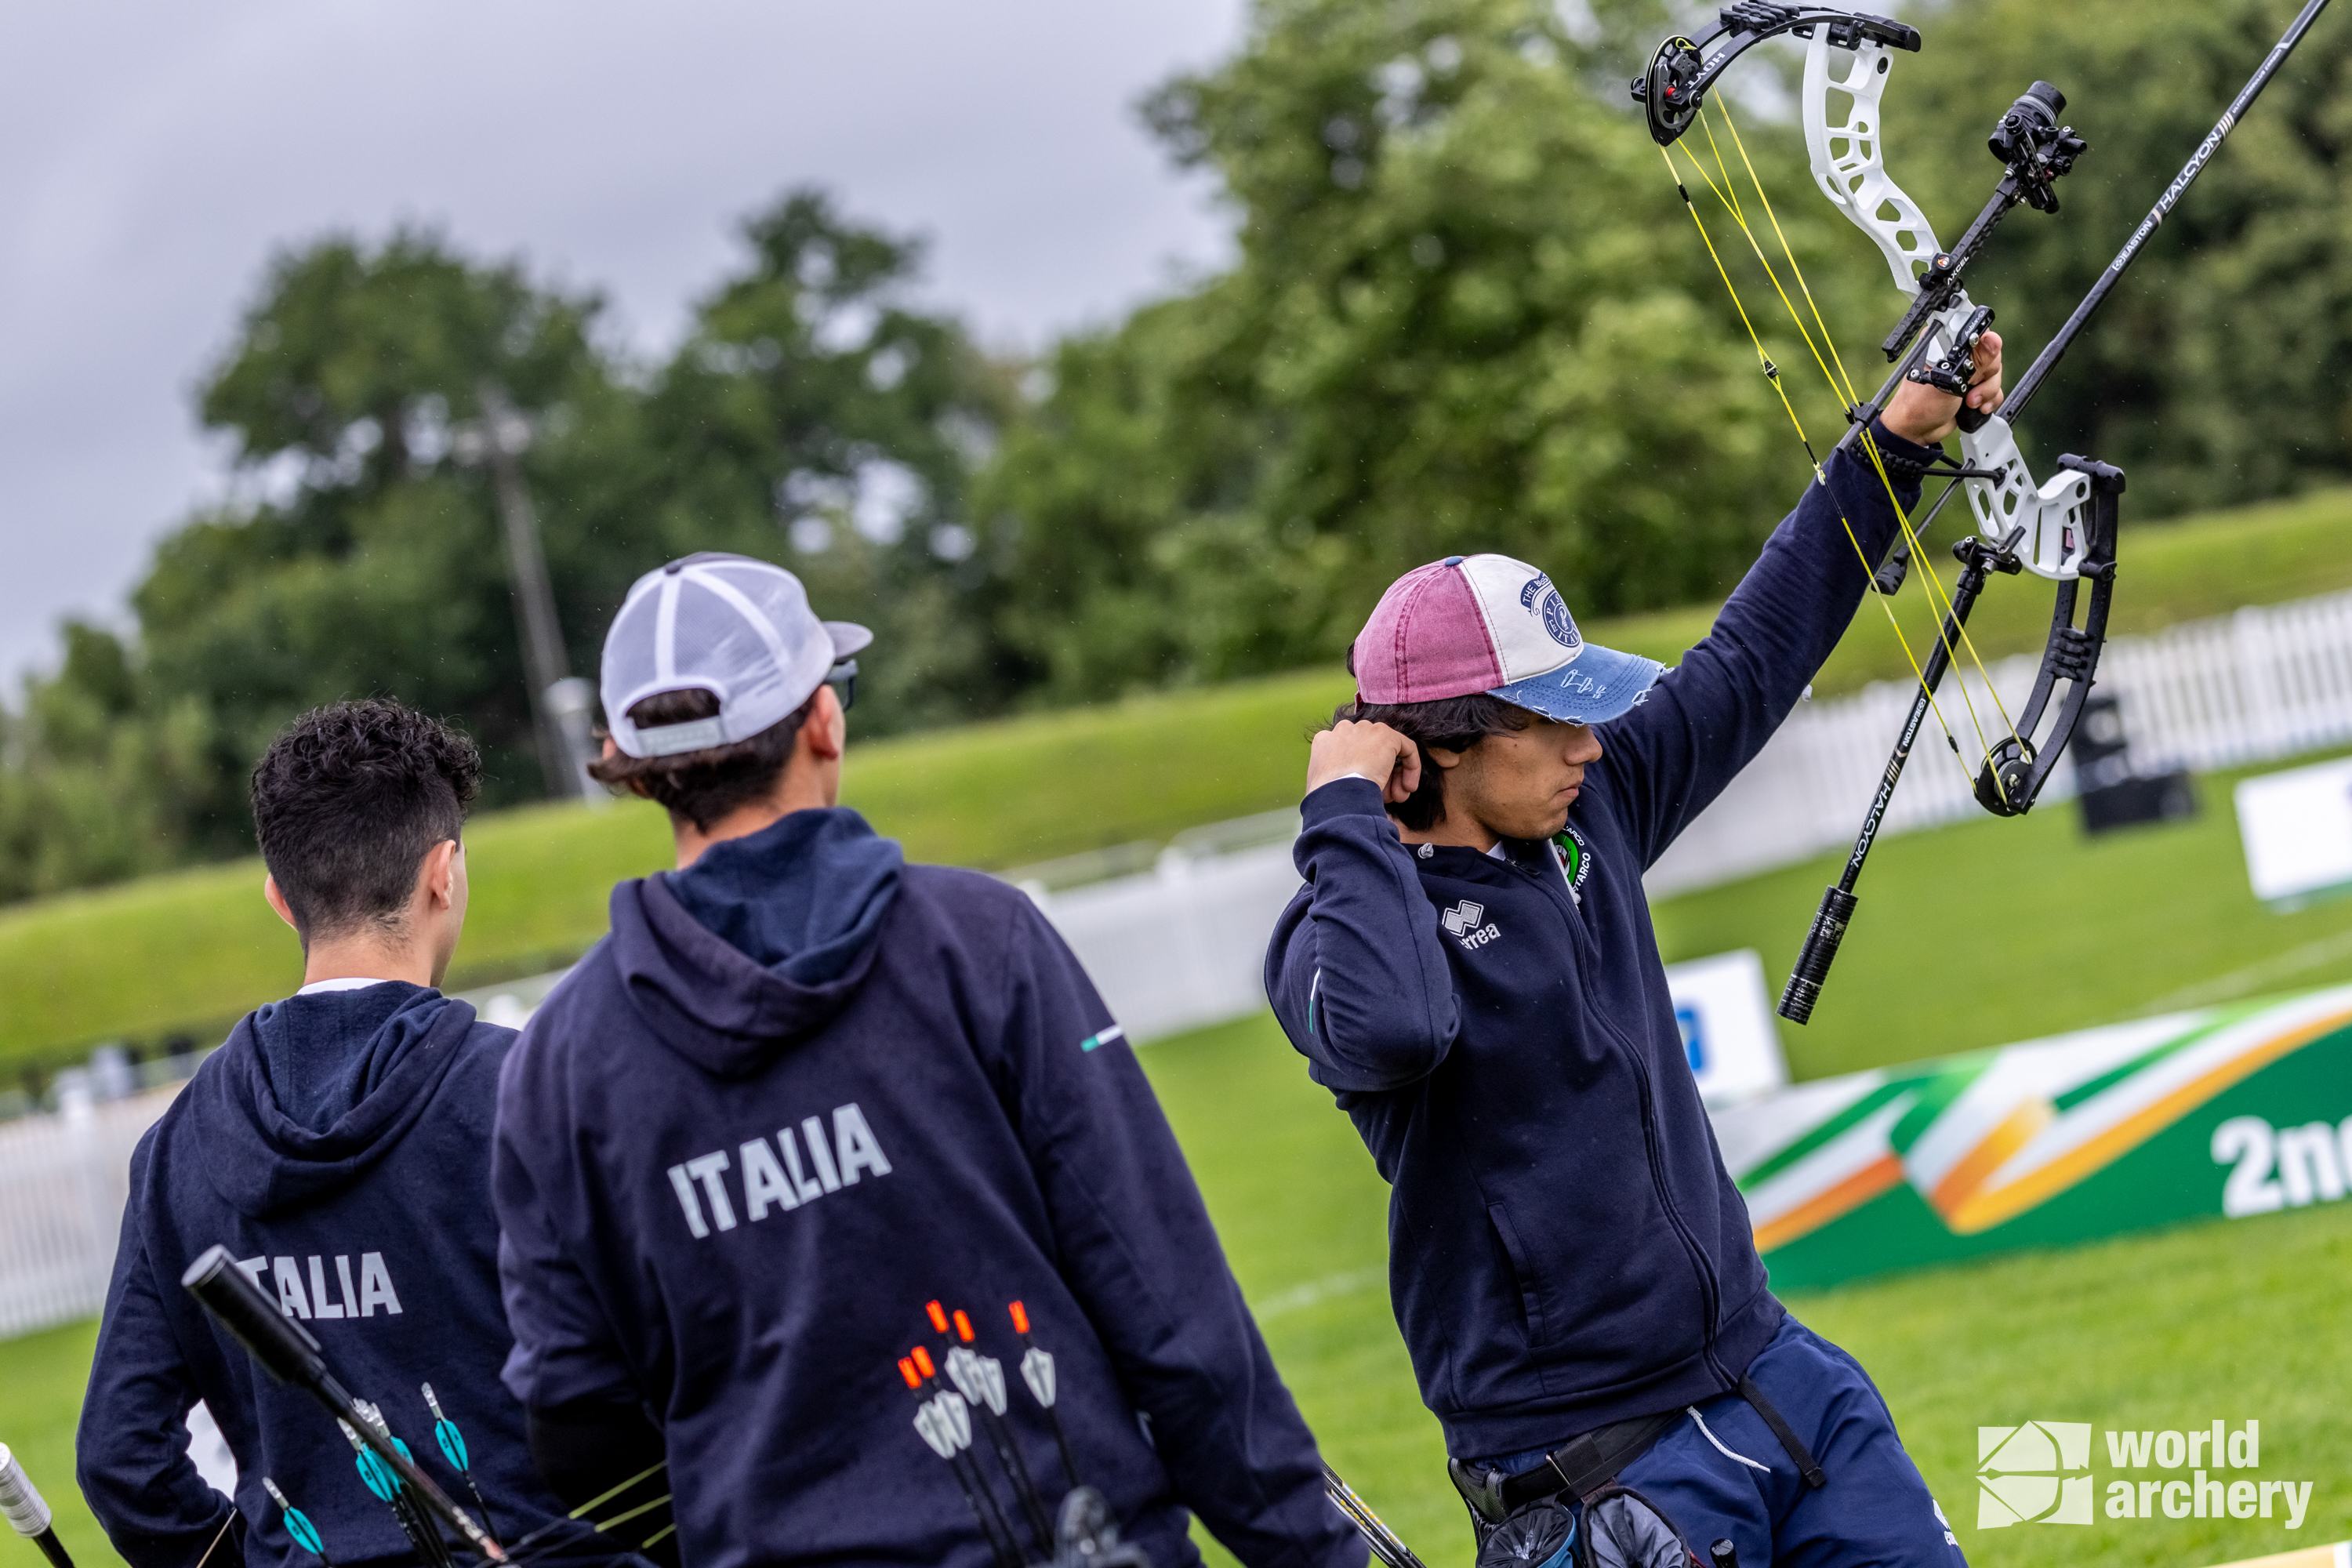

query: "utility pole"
left=474, top=383, right=597, bottom=800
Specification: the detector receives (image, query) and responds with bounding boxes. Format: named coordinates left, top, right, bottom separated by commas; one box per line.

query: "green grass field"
left=1651, top=748, right=2352, bottom=1080
left=5, top=480, right=2351, bottom=1073
left=9, top=760, right=2352, bottom=1566
left=5, top=1009, right=2348, bottom=1568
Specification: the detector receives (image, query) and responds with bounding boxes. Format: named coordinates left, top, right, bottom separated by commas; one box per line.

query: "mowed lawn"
left=6, top=480, right=2352, bottom=1073
left=5, top=1014, right=2349, bottom=1568
left=1152, top=1015, right=2352, bottom=1568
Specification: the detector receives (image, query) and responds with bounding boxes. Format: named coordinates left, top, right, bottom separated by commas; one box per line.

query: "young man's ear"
left=804, top=684, right=848, bottom=763
left=1425, top=743, right=1468, bottom=772
left=263, top=873, right=300, bottom=933
left=419, top=839, right=462, bottom=911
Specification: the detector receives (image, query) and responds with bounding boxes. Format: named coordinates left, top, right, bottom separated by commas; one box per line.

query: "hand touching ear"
left=1307, top=721, right=1421, bottom=804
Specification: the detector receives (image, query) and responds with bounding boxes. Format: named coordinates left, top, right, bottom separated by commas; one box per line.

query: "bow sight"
left=1881, top=81, right=2085, bottom=400
left=1633, top=0, right=2332, bottom=1022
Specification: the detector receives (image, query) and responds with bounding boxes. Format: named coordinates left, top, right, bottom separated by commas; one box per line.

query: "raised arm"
left=1264, top=721, right=1458, bottom=1093
left=1596, top=339, right=2005, bottom=866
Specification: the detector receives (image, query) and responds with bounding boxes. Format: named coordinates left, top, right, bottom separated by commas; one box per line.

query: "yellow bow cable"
left=1671, top=109, right=2022, bottom=808
left=1708, top=103, right=2024, bottom=767
left=1658, top=137, right=1983, bottom=794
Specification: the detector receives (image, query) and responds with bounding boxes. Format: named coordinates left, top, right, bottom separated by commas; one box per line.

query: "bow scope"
left=1988, top=81, right=2088, bottom=211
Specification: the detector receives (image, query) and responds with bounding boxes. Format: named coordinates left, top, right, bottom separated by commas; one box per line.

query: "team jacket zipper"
left=1505, top=852, right=1729, bottom=1374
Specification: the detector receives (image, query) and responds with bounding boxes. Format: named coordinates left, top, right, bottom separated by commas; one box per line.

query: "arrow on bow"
left=1632, top=0, right=2331, bottom=1022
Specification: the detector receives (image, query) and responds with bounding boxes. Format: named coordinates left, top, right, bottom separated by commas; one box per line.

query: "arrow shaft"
left=2004, top=0, right=2333, bottom=420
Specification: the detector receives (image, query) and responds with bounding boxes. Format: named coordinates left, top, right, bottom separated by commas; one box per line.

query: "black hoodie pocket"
left=1486, top=1203, right=1552, bottom=1360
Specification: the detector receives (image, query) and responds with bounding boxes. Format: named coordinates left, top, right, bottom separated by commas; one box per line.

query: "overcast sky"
left=0, top=1, right=1248, bottom=684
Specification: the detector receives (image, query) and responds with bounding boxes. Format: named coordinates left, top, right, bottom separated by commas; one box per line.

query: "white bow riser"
left=1801, top=28, right=2093, bottom=582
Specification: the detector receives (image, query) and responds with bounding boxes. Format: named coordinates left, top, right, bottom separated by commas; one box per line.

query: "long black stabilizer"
left=1909, top=0, right=2332, bottom=543
left=2004, top=0, right=2332, bottom=418
left=1779, top=535, right=2014, bottom=1023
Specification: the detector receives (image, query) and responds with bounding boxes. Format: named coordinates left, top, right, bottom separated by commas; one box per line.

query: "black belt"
left=1450, top=1410, right=1682, bottom=1522
left=1449, top=1381, right=1826, bottom=1525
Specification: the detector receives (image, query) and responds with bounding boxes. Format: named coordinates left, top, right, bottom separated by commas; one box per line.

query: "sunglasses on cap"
left=825, top=658, right=858, bottom=714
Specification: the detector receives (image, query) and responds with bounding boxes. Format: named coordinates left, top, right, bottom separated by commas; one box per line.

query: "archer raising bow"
left=1264, top=331, right=2001, bottom=1563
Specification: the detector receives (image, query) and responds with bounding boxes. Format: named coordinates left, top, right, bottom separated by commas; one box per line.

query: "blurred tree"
left=125, top=228, right=615, bottom=833
left=0, top=196, right=1017, bottom=899
left=1878, top=0, right=2352, bottom=513
left=627, top=191, right=1026, bottom=731
left=0, top=624, right=214, bottom=901
left=978, top=0, right=1873, bottom=699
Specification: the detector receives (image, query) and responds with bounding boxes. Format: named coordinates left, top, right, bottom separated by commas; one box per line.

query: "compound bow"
left=1631, top=0, right=2331, bottom=1022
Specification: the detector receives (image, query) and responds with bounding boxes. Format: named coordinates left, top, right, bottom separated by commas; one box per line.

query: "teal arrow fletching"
left=354, top=1447, right=397, bottom=1502
left=283, top=1505, right=325, bottom=1555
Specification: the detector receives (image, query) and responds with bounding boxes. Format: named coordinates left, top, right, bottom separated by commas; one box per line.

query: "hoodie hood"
left=191, top=986, right=479, bottom=1218
left=610, top=807, right=903, bottom=1076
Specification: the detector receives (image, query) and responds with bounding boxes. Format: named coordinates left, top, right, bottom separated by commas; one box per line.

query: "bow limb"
left=1802, top=28, right=1942, bottom=299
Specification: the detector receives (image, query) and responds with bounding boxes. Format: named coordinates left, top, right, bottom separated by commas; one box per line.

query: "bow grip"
left=1906, top=305, right=1996, bottom=434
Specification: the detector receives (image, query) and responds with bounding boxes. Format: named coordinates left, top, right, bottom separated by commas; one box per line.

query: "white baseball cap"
left=600, top=553, right=872, bottom=759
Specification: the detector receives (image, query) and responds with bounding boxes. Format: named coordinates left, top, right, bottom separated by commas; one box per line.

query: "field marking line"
left=1254, top=1265, right=1384, bottom=1323
left=2140, top=926, right=2352, bottom=1015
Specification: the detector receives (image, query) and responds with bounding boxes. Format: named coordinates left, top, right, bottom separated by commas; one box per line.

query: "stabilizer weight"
left=183, top=1246, right=330, bottom=1388
left=1777, top=885, right=1859, bottom=1024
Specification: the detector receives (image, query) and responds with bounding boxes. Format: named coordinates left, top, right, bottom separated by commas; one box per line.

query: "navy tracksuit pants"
left=1478, top=1316, right=1968, bottom=1567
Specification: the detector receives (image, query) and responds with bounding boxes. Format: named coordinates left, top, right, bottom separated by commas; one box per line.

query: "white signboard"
left=1664, top=949, right=1788, bottom=1107
left=2234, top=757, right=2352, bottom=907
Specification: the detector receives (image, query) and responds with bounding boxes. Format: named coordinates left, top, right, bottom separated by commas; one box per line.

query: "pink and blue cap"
left=1350, top=553, right=1664, bottom=724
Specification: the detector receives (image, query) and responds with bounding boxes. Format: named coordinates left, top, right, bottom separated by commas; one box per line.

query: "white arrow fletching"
left=913, top=1403, right=956, bottom=1460
left=1020, top=1346, right=1057, bottom=1409
left=976, top=1356, right=1008, bottom=1416
left=937, top=1390, right=973, bottom=1449
left=945, top=1345, right=982, bottom=1405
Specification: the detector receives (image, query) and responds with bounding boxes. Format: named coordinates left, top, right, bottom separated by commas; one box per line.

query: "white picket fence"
left=1043, top=590, right=2352, bottom=1033
left=0, top=1088, right=177, bottom=1338
left=6, top=588, right=2352, bottom=1341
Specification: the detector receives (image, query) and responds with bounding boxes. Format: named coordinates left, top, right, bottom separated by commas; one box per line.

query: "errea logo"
left=1441, top=900, right=1501, bottom=950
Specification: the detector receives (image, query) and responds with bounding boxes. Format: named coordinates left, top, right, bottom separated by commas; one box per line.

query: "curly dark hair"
left=586, top=688, right=813, bottom=832
left=250, top=699, right=481, bottom=943
left=1330, top=693, right=1530, bottom=831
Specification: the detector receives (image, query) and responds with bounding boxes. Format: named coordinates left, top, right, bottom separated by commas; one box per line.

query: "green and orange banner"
left=1714, top=986, right=2352, bottom=1289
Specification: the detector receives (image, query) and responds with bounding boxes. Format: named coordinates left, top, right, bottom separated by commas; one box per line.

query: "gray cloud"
left=0, top=0, right=1243, bottom=681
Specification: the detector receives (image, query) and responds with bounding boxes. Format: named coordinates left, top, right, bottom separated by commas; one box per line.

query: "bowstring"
left=1709, top=103, right=2026, bottom=782
left=1681, top=111, right=2020, bottom=808
left=1658, top=137, right=1980, bottom=793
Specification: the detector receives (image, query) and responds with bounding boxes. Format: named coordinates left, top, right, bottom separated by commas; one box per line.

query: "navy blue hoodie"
left=494, top=808, right=1357, bottom=1568
left=78, top=985, right=574, bottom=1568
left=1265, top=427, right=1936, bottom=1460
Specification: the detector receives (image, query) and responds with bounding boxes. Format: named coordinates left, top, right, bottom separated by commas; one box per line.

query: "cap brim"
left=824, top=621, right=873, bottom=659
left=1488, top=643, right=1664, bottom=725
